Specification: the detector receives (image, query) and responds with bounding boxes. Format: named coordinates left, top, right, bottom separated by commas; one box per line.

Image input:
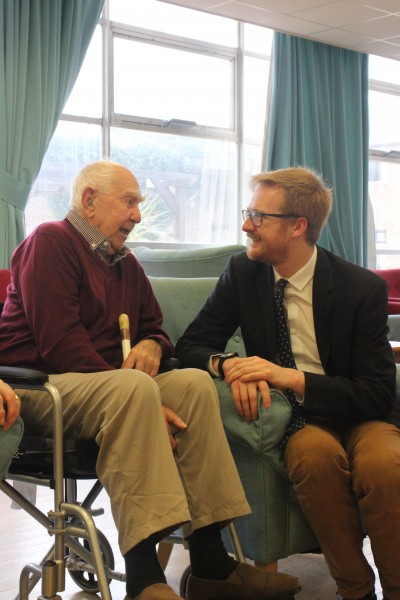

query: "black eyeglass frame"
left=241, top=210, right=301, bottom=227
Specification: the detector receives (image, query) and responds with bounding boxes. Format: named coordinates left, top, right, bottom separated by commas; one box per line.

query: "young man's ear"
left=294, top=216, right=308, bottom=235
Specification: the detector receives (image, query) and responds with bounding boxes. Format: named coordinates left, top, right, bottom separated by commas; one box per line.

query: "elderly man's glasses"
left=241, top=210, right=300, bottom=228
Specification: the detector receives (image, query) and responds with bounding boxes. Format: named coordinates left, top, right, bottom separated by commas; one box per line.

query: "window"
left=375, top=229, right=387, bottom=245
left=368, top=55, right=400, bottom=269
left=25, top=0, right=272, bottom=247
left=368, top=160, right=381, bottom=183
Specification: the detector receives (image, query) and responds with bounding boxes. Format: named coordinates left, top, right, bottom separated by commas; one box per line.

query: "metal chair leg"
left=227, top=522, right=246, bottom=562
left=158, top=541, right=175, bottom=570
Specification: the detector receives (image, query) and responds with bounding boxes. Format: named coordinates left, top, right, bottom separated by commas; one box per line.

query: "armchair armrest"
left=215, top=379, right=292, bottom=479
left=0, top=362, right=181, bottom=385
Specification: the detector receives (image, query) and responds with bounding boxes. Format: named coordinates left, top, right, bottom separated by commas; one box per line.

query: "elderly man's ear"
left=82, top=188, right=95, bottom=211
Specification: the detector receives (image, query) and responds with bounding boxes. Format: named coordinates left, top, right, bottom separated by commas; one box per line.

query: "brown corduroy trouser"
left=285, top=420, right=400, bottom=600
left=19, top=367, right=250, bottom=556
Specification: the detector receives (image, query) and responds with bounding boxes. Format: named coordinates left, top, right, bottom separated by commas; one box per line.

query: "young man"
left=0, top=161, right=300, bottom=600
left=176, top=166, right=400, bottom=600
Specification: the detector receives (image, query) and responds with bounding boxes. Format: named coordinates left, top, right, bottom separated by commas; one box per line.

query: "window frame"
left=25, top=1, right=271, bottom=247
left=368, top=74, right=400, bottom=266
left=110, top=24, right=239, bottom=140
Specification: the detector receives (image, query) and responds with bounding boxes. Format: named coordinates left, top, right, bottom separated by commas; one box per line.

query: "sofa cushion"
left=149, top=276, right=219, bottom=344
left=149, top=276, right=244, bottom=356
left=136, top=245, right=246, bottom=278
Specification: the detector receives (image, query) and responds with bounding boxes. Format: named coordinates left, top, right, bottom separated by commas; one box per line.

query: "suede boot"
left=125, top=582, right=183, bottom=600
left=186, top=562, right=301, bottom=600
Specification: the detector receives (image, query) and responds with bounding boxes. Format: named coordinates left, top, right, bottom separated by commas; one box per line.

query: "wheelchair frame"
left=0, top=368, right=112, bottom=600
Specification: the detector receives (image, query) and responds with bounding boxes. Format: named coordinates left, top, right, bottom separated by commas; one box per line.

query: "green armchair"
left=134, top=245, right=318, bottom=564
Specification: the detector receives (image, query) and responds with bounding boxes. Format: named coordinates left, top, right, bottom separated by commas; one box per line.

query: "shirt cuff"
left=209, top=354, right=223, bottom=377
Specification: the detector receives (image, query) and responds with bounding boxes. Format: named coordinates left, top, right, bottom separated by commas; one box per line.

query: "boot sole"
left=208, top=587, right=301, bottom=600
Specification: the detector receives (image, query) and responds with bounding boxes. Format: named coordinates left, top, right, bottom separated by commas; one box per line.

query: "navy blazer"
left=175, top=247, right=396, bottom=424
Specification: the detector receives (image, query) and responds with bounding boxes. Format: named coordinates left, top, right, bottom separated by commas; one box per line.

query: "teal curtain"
left=264, top=33, right=369, bottom=266
left=0, top=0, right=104, bottom=268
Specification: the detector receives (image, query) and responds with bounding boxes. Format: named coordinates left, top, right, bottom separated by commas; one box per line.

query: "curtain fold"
left=264, top=33, right=369, bottom=266
left=198, top=141, right=235, bottom=244
left=0, top=0, right=104, bottom=268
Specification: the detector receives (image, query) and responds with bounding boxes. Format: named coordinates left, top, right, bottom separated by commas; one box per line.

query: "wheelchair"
left=0, top=365, right=245, bottom=600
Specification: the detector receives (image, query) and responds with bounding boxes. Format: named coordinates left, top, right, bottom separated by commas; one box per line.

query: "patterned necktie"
left=274, top=278, right=306, bottom=449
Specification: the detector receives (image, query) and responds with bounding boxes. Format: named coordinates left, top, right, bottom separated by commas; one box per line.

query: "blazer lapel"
left=256, top=263, right=277, bottom=359
left=313, top=247, right=334, bottom=369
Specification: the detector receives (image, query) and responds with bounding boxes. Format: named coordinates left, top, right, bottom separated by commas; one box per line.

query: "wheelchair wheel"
left=66, top=528, right=115, bottom=593
left=179, top=564, right=191, bottom=598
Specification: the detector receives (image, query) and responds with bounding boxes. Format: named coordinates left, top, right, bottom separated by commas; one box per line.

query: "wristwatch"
left=217, top=352, right=239, bottom=377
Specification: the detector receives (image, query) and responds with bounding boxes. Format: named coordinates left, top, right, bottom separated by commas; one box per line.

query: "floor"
left=0, top=480, right=383, bottom=600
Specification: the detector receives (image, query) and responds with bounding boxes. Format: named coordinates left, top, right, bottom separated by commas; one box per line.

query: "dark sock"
left=124, top=532, right=167, bottom=599
left=187, top=523, right=238, bottom=580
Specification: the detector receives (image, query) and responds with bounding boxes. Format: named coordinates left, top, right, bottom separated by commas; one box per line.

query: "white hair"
left=70, top=160, right=133, bottom=213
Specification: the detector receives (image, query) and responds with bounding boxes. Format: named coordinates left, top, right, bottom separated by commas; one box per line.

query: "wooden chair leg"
left=157, top=541, right=175, bottom=570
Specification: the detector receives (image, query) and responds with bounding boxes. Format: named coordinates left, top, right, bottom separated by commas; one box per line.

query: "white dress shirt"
left=274, top=246, right=325, bottom=376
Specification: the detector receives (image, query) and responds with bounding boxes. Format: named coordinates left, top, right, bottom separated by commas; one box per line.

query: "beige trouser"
left=284, top=420, right=400, bottom=600
left=18, top=368, right=250, bottom=556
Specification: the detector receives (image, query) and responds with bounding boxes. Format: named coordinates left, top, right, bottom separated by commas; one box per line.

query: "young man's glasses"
left=242, top=210, right=301, bottom=228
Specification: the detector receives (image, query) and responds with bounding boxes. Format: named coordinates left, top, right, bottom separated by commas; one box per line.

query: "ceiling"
left=165, top=0, right=400, bottom=61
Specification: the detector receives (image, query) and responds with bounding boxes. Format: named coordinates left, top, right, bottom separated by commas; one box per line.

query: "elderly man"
left=176, top=167, right=400, bottom=600
left=0, top=161, right=299, bottom=600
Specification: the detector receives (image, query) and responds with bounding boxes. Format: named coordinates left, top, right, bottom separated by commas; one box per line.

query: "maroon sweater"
left=0, top=220, right=173, bottom=373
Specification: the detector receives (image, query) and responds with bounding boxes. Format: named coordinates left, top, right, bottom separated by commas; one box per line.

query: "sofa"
left=373, top=269, right=400, bottom=315
left=134, top=245, right=400, bottom=564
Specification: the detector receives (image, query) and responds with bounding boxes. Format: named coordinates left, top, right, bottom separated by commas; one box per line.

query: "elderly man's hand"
left=0, top=379, right=21, bottom=431
left=162, top=407, right=187, bottom=449
left=121, top=339, right=163, bottom=377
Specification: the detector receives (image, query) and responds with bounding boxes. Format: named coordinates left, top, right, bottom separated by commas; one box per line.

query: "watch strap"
left=217, top=352, right=238, bottom=377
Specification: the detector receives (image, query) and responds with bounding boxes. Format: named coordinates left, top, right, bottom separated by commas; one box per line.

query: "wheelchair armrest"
left=0, top=366, right=49, bottom=387
left=0, top=360, right=180, bottom=387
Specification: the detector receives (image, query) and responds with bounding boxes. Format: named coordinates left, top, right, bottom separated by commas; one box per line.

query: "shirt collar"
left=66, top=210, right=130, bottom=266
left=273, top=246, right=317, bottom=292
